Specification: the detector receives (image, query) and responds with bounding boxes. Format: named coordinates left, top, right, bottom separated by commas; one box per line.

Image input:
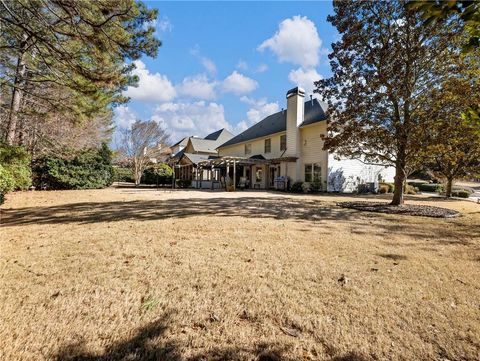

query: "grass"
left=1, top=188, right=479, bottom=360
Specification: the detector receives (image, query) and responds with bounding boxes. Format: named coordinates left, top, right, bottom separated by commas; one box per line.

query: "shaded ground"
left=1, top=188, right=479, bottom=360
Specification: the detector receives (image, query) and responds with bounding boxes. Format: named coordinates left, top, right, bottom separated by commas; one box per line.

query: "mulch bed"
left=337, top=201, right=460, bottom=218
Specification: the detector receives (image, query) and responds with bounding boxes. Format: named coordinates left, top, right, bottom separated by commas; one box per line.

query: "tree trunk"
left=391, top=168, right=406, bottom=205
left=445, top=178, right=453, bottom=198
left=6, top=48, right=27, bottom=145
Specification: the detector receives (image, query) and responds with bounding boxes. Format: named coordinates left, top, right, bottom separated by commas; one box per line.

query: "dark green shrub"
left=408, top=181, right=428, bottom=188
left=418, top=183, right=443, bottom=192
left=113, top=167, right=134, bottom=182
left=0, top=164, right=15, bottom=204
left=451, top=190, right=470, bottom=198
left=290, top=181, right=304, bottom=193
left=310, top=181, right=322, bottom=193
left=0, top=143, right=32, bottom=190
left=176, top=179, right=191, bottom=188
left=34, top=143, right=113, bottom=189
left=143, top=163, right=173, bottom=185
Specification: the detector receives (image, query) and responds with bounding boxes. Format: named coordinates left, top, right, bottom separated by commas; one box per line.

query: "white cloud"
left=153, top=101, right=230, bottom=141
left=255, top=63, right=268, bottom=73
left=240, top=96, right=280, bottom=126
left=258, top=15, right=322, bottom=68
left=176, top=74, right=218, bottom=100
left=288, top=67, right=323, bottom=96
left=158, top=17, right=173, bottom=32
left=191, top=46, right=217, bottom=75
left=236, top=60, right=248, bottom=71
left=114, top=105, right=137, bottom=129
left=124, top=60, right=176, bottom=102
left=222, top=71, right=258, bottom=95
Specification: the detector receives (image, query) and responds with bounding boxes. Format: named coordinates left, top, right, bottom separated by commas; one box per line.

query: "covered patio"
left=196, top=155, right=297, bottom=191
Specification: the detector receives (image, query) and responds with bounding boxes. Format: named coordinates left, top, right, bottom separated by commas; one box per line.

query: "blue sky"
left=115, top=1, right=336, bottom=143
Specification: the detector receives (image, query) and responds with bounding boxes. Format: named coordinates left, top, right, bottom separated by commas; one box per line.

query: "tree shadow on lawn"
left=2, top=196, right=478, bottom=246
left=2, top=197, right=356, bottom=227
left=54, top=314, right=363, bottom=361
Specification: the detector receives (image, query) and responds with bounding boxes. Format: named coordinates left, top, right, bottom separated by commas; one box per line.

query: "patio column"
left=233, top=159, right=236, bottom=191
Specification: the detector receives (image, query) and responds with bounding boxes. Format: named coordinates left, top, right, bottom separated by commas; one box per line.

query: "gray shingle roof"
left=219, top=99, right=327, bottom=148
left=182, top=153, right=218, bottom=165
left=188, top=129, right=235, bottom=153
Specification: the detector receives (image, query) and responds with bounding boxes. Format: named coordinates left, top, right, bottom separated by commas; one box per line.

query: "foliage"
left=310, top=181, right=323, bottom=193
left=0, top=165, right=15, bottom=204
left=176, top=179, right=191, bottom=188
left=407, top=0, right=479, bottom=52
left=112, top=167, right=134, bottom=183
left=416, top=53, right=480, bottom=197
left=379, top=182, right=395, bottom=193
left=378, top=184, right=389, bottom=194
left=0, top=143, right=31, bottom=191
left=417, top=183, right=444, bottom=193
left=315, top=0, right=462, bottom=205
left=290, top=181, right=304, bottom=193
left=120, top=120, right=170, bottom=185
left=142, top=163, right=173, bottom=185
left=451, top=190, right=470, bottom=198
left=34, top=143, right=113, bottom=189
left=0, top=0, right=160, bottom=151
left=404, top=184, right=418, bottom=195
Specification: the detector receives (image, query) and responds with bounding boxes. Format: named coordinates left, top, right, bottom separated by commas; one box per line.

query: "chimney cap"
left=286, top=87, right=306, bottom=98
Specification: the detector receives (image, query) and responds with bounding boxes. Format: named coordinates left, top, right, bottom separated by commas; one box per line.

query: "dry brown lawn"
left=1, top=188, right=479, bottom=361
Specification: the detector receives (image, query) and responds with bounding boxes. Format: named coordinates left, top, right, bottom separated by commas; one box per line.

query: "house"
left=194, top=87, right=394, bottom=192
left=170, top=128, right=234, bottom=183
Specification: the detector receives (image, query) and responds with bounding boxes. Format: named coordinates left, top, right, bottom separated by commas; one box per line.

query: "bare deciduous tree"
left=120, top=120, right=169, bottom=185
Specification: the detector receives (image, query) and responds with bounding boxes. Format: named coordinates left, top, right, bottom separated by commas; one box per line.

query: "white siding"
left=327, top=154, right=395, bottom=192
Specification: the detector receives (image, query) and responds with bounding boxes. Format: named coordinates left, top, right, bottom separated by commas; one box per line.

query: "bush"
left=417, top=183, right=443, bottom=193
left=176, top=179, right=191, bottom=188
left=34, top=143, right=113, bottom=189
left=290, top=181, right=304, bottom=193
left=451, top=190, right=470, bottom=198
left=310, top=181, right=322, bottom=193
left=142, top=163, right=173, bottom=185
left=378, top=184, right=389, bottom=194
left=0, top=164, right=15, bottom=204
left=405, top=184, right=418, bottom=195
left=408, top=181, right=428, bottom=188
left=0, top=143, right=32, bottom=191
left=379, top=182, right=394, bottom=193
left=113, top=166, right=134, bottom=182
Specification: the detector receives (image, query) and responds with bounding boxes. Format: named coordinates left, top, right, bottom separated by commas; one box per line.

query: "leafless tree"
left=120, top=120, right=170, bottom=185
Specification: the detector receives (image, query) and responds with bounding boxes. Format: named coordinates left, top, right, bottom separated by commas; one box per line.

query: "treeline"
left=0, top=0, right=161, bottom=202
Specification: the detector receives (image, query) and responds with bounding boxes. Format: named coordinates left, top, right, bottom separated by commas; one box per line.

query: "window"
left=280, top=134, right=287, bottom=151
left=255, top=168, right=263, bottom=182
left=305, top=164, right=313, bottom=182
left=313, top=163, right=322, bottom=182
left=245, top=143, right=252, bottom=155
left=304, top=163, right=322, bottom=183
left=264, top=138, right=271, bottom=153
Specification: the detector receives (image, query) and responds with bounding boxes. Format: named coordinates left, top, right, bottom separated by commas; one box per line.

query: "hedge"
left=0, top=144, right=32, bottom=204
left=417, top=183, right=444, bottom=193
left=34, top=143, right=113, bottom=190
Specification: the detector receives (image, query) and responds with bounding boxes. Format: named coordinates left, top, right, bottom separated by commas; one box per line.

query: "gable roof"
left=187, top=128, right=235, bottom=154
left=219, top=99, right=327, bottom=148
left=182, top=153, right=218, bottom=165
